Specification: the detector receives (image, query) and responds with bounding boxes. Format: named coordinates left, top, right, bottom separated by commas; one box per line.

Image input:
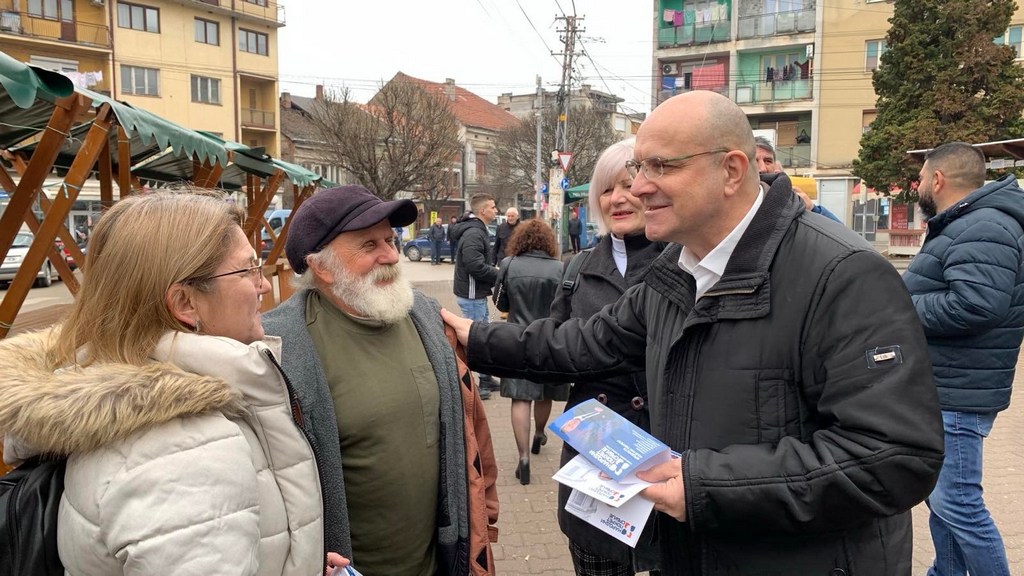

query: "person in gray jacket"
left=444, top=91, right=944, bottom=575
left=262, top=185, right=497, bottom=576
left=903, top=142, right=1024, bottom=576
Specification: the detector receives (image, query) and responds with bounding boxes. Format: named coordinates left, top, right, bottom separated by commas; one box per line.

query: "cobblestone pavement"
left=410, top=268, right=1024, bottom=576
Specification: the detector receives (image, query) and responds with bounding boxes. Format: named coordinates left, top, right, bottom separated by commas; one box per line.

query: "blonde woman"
left=549, top=137, right=664, bottom=575
left=0, top=191, right=342, bottom=576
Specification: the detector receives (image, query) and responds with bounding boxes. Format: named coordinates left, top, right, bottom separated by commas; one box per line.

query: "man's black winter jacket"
left=466, top=175, right=944, bottom=575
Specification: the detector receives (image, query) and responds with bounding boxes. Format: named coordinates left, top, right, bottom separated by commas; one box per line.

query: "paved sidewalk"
left=412, top=274, right=1024, bottom=575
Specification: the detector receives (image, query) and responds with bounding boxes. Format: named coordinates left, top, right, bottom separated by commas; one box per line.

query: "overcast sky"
left=278, top=0, right=655, bottom=115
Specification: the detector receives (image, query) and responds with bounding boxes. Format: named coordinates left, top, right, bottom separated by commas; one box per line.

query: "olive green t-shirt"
left=306, top=291, right=439, bottom=576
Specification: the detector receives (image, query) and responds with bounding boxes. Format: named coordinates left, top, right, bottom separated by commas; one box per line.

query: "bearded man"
left=262, top=185, right=498, bottom=576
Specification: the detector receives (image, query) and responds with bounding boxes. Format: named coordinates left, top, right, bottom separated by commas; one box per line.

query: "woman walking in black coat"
left=493, top=219, right=566, bottom=485
left=549, top=137, right=664, bottom=576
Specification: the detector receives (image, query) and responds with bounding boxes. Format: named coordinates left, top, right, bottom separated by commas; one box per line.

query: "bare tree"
left=493, top=105, right=618, bottom=207
left=308, top=83, right=462, bottom=201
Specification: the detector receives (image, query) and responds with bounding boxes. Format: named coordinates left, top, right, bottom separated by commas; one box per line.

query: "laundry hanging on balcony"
left=692, top=64, right=726, bottom=91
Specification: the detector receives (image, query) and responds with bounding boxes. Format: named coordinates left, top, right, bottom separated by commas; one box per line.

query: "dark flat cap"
left=286, top=185, right=417, bottom=274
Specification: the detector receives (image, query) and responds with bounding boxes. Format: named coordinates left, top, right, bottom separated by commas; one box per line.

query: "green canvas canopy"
left=566, top=182, right=589, bottom=201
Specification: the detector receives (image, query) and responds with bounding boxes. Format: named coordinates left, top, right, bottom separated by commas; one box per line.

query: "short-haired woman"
left=550, top=137, right=664, bottom=575
left=493, top=219, right=566, bottom=485
left=0, top=190, right=342, bottom=576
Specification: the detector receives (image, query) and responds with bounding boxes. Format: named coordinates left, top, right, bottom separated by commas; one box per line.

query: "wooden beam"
left=98, top=134, right=114, bottom=208
left=244, top=170, right=283, bottom=238
left=117, top=126, right=132, bottom=198
left=0, top=103, right=114, bottom=339
left=0, top=93, right=90, bottom=275
left=265, top=183, right=313, bottom=264
left=0, top=166, right=78, bottom=293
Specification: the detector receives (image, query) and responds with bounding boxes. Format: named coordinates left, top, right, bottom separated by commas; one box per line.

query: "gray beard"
left=323, top=258, right=414, bottom=324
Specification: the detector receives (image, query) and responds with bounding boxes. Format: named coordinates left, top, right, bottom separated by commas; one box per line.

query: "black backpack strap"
left=561, top=248, right=593, bottom=295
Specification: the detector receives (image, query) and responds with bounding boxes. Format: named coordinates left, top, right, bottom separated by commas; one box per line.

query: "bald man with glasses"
left=444, top=90, right=943, bottom=575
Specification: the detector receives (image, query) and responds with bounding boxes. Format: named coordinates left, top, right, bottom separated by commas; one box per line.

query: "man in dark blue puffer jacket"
left=904, top=142, right=1024, bottom=576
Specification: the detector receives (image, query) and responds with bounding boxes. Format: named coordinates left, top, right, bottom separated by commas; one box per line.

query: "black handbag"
left=0, top=456, right=67, bottom=576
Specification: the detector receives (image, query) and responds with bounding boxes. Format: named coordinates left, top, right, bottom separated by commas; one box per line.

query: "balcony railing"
left=0, top=10, right=111, bottom=48
left=735, top=78, right=812, bottom=104
left=658, top=20, right=730, bottom=48
left=241, top=108, right=275, bottom=128
left=737, top=9, right=815, bottom=39
left=237, top=0, right=285, bottom=25
left=658, top=85, right=729, bottom=104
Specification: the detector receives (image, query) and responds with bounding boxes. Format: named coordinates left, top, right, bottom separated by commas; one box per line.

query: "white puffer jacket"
left=0, top=330, right=324, bottom=576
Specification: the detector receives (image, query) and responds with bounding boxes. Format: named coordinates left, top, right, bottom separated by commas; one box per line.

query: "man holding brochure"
left=442, top=91, right=944, bottom=574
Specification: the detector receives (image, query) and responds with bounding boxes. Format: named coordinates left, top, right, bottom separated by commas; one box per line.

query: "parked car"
left=0, top=232, right=62, bottom=288
left=264, top=209, right=291, bottom=231
left=260, top=225, right=284, bottom=260
left=403, top=224, right=496, bottom=262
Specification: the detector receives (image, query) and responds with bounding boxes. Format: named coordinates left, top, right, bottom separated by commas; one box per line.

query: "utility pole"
left=533, top=76, right=543, bottom=217
left=549, top=13, right=582, bottom=252
left=553, top=14, right=581, bottom=155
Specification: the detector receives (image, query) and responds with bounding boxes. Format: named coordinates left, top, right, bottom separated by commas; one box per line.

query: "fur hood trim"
left=0, top=329, right=241, bottom=456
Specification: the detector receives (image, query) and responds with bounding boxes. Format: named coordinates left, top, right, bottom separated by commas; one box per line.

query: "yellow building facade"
left=0, top=0, right=283, bottom=155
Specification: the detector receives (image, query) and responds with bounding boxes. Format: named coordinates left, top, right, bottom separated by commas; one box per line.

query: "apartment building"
left=497, top=84, right=643, bottom=139
left=0, top=0, right=284, bottom=156
left=653, top=0, right=1024, bottom=240
left=649, top=0, right=887, bottom=233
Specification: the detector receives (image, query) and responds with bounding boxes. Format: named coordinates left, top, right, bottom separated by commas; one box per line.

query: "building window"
left=118, top=3, right=159, bottom=33
left=475, top=152, right=488, bottom=178
left=29, top=55, right=78, bottom=73
left=862, top=110, right=877, bottom=134
left=865, top=39, right=888, bottom=71
left=191, top=75, right=221, bottom=104
left=121, top=65, right=159, bottom=96
left=27, top=0, right=58, bottom=19
left=994, top=25, right=1023, bottom=58
left=239, top=29, right=268, bottom=55
left=194, top=18, right=219, bottom=45
left=243, top=0, right=268, bottom=5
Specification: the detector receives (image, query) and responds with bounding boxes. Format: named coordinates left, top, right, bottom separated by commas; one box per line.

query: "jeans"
left=926, top=410, right=1010, bottom=576
left=456, top=297, right=493, bottom=387
left=430, top=240, right=443, bottom=264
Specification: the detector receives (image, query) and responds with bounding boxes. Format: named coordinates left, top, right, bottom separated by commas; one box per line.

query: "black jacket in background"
left=490, top=221, right=518, bottom=264
left=450, top=214, right=496, bottom=299
left=465, top=174, right=944, bottom=574
left=567, top=217, right=582, bottom=236
left=428, top=223, right=446, bottom=242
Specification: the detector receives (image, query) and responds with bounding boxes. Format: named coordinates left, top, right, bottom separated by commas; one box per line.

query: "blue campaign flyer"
left=548, top=398, right=670, bottom=480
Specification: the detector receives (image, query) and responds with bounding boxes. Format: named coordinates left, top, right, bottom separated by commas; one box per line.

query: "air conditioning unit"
left=661, top=62, right=681, bottom=76
left=89, top=0, right=104, bottom=6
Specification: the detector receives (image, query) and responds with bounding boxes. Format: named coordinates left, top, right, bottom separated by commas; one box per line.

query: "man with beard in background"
left=904, top=142, right=1024, bottom=576
left=262, top=185, right=498, bottom=576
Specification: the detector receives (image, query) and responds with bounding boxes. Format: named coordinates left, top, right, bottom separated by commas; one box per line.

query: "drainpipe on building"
left=107, top=0, right=115, bottom=97
left=231, top=0, right=240, bottom=143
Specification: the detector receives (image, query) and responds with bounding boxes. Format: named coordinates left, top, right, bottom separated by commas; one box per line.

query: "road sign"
left=541, top=183, right=548, bottom=194
left=560, top=177, right=570, bottom=191
left=558, top=152, right=574, bottom=172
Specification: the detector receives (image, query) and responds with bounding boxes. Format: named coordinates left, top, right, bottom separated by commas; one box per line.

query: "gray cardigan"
left=262, top=289, right=470, bottom=573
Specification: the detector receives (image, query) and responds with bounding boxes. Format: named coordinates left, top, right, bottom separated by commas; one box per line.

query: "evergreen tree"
left=853, top=0, right=1024, bottom=200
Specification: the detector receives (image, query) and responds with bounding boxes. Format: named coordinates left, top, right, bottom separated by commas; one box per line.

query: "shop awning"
left=566, top=182, right=590, bottom=201
left=0, top=51, right=76, bottom=150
